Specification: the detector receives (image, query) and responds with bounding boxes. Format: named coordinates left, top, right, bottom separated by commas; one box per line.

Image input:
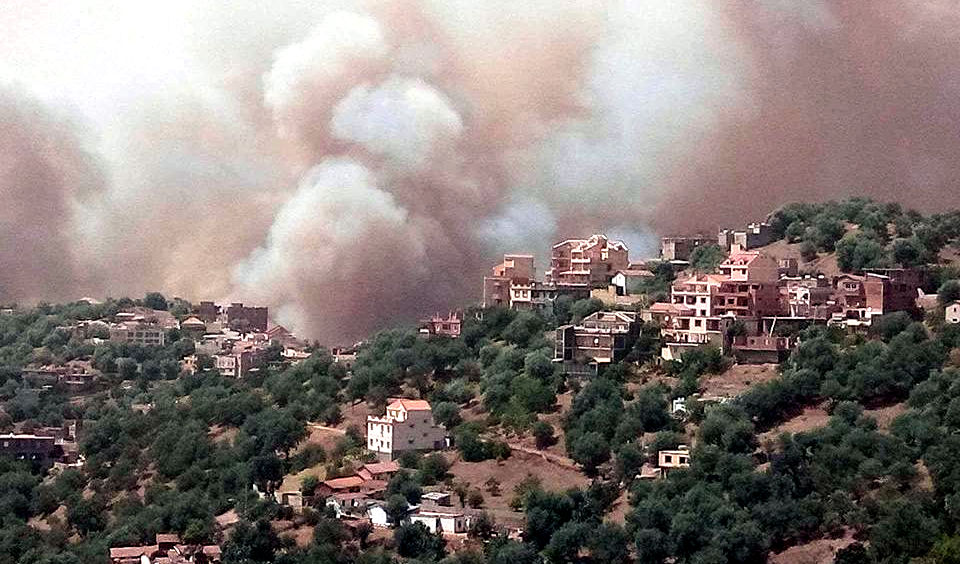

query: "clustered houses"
left=366, top=399, right=447, bottom=461
left=649, top=233, right=927, bottom=362
left=180, top=302, right=312, bottom=378
left=717, top=222, right=774, bottom=252
left=660, top=235, right=714, bottom=262
left=482, top=234, right=632, bottom=311
left=108, top=534, right=221, bottom=564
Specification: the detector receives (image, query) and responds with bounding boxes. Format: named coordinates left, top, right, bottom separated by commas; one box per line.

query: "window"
left=664, top=455, right=672, bottom=463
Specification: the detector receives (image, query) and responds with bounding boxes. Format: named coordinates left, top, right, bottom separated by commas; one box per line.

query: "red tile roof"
left=322, top=476, right=365, bottom=490
left=362, top=461, right=400, bottom=475
left=387, top=399, right=432, bottom=411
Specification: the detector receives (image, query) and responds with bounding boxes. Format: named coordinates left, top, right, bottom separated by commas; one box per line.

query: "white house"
left=366, top=399, right=446, bottom=461
left=366, top=500, right=415, bottom=527
left=947, top=301, right=960, bottom=325
left=409, top=510, right=472, bottom=534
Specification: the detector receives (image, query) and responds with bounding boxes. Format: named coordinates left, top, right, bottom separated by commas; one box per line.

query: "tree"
left=800, top=240, right=818, bottom=262
left=467, top=489, right=484, bottom=508
left=469, top=511, right=496, bottom=540
left=940, top=280, right=960, bottom=306
left=394, top=521, right=446, bottom=560
left=689, top=244, right=727, bottom=273
left=385, top=494, right=411, bottom=527
left=355, top=521, right=373, bottom=548
left=301, top=475, right=319, bottom=496
left=142, top=292, right=168, bottom=311
left=484, top=477, right=501, bottom=496
left=431, top=401, right=462, bottom=429
left=571, top=432, right=611, bottom=476
left=418, top=453, right=450, bottom=485
left=222, top=519, right=283, bottom=562
left=532, top=421, right=556, bottom=450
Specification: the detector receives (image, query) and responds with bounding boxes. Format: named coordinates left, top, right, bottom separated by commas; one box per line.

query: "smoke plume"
left=3, top=0, right=960, bottom=342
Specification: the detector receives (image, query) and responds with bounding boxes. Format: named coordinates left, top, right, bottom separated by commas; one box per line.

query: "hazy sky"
left=3, top=0, right=960, bottom=342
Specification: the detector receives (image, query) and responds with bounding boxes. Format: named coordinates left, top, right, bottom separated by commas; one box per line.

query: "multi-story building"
left=224, top=302, right=269, bottom=332
left=214, top=343, right=266, bottom=378
left=509, top=280, right=558, bottom=310
left=717, top=222, right=773, bottom=252
left=547, top=235, right=629, bottom=288
left=555, top=311, right=640, bottom=368
left=660, top=235, right=714, bottom=262
left=0, top=434, right=63, bottom=469
left=419, top=313, right=462, bottom=338
left=482, top=254, right=535, bottom=308
left=781, top=275, right=835, bottom=319
left=829, top=270, right=923, bottom=329
left=659, top=251, right=780, bottom=360
left=658, top=446, right=691, bottom=471
left=366, top=399, right=446, bottom=461
left=109, top=322, right=166, bottom=346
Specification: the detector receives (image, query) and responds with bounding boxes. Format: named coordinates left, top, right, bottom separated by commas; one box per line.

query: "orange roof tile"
left=387, top=399, right=432, bottom=411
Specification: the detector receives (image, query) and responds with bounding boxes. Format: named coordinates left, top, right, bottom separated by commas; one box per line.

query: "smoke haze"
left=3, top=0, right=960, bottom=341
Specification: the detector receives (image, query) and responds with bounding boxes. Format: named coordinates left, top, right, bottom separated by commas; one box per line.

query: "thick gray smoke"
left=3, top=0, right=960, bottom=342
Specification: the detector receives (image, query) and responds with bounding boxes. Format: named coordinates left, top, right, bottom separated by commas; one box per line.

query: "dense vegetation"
left=3, top=198, right=960, bottom=563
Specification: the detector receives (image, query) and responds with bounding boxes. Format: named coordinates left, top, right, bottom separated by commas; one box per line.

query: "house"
left=781, top=275, right=835, bottom=319
left=181, top=317, right=207, bottom=333
left=509, top=280, right=558, bottom=311
left=366, top=399, right=447, bottom=461
left=611, top=269, right=654, bottom=296
left=409, top=509, right=472, bottom=534
left=730, top=335, right=794, bottom=364
left=546, top=235, right=629, bottom=289
left=357, top=461, right=400, bottom=482
left=224, top=302, right=268, bottom=332
left=660, top=235, right=714, bottom=261
left=419, top=313, right=462, bottom=338
left=274, top=489, right=305, bottom=512
left=213, top=342, right=267, bottom=378
left=108, top=534, right=221, bottom=564
left=658, top=251, right=780, bottom=361
left=717, top=222, right=773, bottom=251
left=483, top=254, right=536, bottom=308
left=554, top=311, right=640, bottom=369
left=109, top=322, right=166, bottom=346
left=366, top=500, right=414, bottom=527
left=658, top=446, right=691, bottom=470
left=327, top=492, right=370, bottom=517
left=316, top=476, right=365, bottom=497
left=421, top=491, right=453, bottom=509
left=0, top=434, right=64, bottom=469
left=947, top=301, right=960, bottom=324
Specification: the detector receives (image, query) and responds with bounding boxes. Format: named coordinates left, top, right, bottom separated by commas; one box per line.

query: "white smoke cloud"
left=331, top=78, right=463, bottom=172
left=263, top=10, right=390, bottom=149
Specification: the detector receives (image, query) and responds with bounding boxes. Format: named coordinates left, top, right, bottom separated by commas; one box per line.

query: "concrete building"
left=658, top=446, right=691, bottom=471
left=357, top=461, right=400, bottom=482
left=224, top=302, right=268, bottom=332
left=108, top=534, right=221, bottom=564
left=419, top=312, right=462, bottom=338
left=730, top=335, right=794, bottom=364
left=482, top=254, right=536, bottom=308
left=409, top=510, right=472, bottom=534
left=547, top=235, right=629, bottom=288
left=660, top=235, right=714, bottom=261
left=947, top=301, right=960, bottom=324
left=109, top=322, right=166, bottom=346
left=213, top=343, right=266, bottom=378
left=0, top=434, right=63, bottom=469
left=366, top=399, right=446, bottom=461
left=611, top=268, right=654, bottom=296
left=658, top=251, right=780, bottom=361
left=509, top=280, right=558, bottom=311
left=718, top=222, right=773, bottom=251
left=555, top=311, right=640, bottom=368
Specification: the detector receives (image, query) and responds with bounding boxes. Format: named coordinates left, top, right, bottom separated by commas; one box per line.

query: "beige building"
left=109, top=322, right=166, bottom=346
left=367, top=399, right=446, bottom=461
left=409, top=510, right=472, bottom=534
left=658, top=446, right=691, bottom=470
left=555, top=311, right=640, bottom=367
left=547, top=234, right=629, bottom=288
left=947, top=301, right=960, bottom=324
left=483, top=254, right=536, bottom=308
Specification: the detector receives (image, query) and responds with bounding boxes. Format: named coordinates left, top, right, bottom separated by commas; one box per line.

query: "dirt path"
left=507, top=443, right=580, bottom=471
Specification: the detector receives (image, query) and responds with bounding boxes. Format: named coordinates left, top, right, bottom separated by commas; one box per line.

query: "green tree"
left=532, top=421, right=556, bottom=450
left=142, top=292, right=168, bottom=311
left=394, top=521, right=446, bottom=560
left=689, top=244, right=727, bottom=273
left=939, top=280, right=960, bottom=306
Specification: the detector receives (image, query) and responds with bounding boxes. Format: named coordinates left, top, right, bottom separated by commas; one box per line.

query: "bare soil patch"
left=702, top=363, right=780, bottom=398
left=769, top=529, right=856, bottom=564
left=445, top=450, right=590, bottom=528
left=863, top=402, right=906, bottom=433
left=760, top=405, right=831, bottom=446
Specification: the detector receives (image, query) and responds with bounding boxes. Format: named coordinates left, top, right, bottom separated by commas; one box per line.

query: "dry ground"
left=759, top=405, right=831, bottom=445
left=863, top=402, right=907, bottom=433
left=701, top=363, right=780, bottom=398
left=769, top=529, right=857, bottom=564
left=444, top=450, right=590, bottom=528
